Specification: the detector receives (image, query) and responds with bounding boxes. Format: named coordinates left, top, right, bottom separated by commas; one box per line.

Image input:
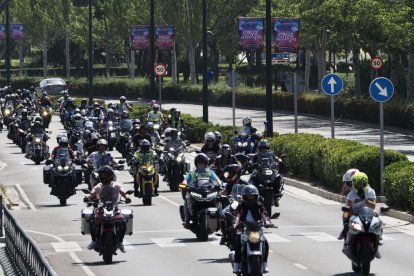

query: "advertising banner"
left=11, top=23, right=24, bottom=40
left=156, top=25, right=174, bottom=50
left=131, top=25, right=150, bottom=51
left=273, top=18, right=300, bottom=53
left=237, top=17, right=264, bottom=50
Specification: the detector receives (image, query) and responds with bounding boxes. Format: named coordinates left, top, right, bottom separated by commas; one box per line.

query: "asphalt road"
left=1, top=115, right=414, bottom=276
left=159, top=102, right=414, bottom=162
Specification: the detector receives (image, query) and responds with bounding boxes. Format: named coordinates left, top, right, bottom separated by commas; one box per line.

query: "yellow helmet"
left=352, top=172, right=368, bottom=191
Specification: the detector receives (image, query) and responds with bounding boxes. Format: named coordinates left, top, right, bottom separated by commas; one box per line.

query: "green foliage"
left=384, top=161, right=414, bottom=212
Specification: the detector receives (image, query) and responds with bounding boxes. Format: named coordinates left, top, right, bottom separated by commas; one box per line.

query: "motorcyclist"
left=147, top=104, right=164, bottom=124
left=120, top=110, right=130, bottom=120
left=167, top=108, right=185, bottom=129
left=233, top=184, right=272, bottom=274
left=146, top=122, right=161, bottom=146
left=133, top=139, right=159, bottom=197
left=85, top=165, right=131, bottom=252
left=63, top=97, right=76, bottom=111
left=116, top=96, right=132, bottom=112
left=50, top=137, right=75, bottom=160
left=39, top=92, right=52, bottom=107
left=79, top=98, right=88, bottom=112
left=200, top=132, right=220, bottom=161
left=240, top=116, right=255, bottom=136
left=214, top=131, right=222, bottom=150
left=25, top=120, right=50, bottom=159
left=83, top=130, right=100, bottom=155
left=92, top=106, right=104, bottom=120
left=131, top=124, right=153, bottom=148
left=105, top=108, right=116, bottom=123
left=213, top=144, right=239, bottom=179
left=341, top=172, right=380, bottom=258
left=181, top=153, right=222, bottom=228
left=87, top=139, right=117, bottom=171
left=162, top=128, right=187, bottom=180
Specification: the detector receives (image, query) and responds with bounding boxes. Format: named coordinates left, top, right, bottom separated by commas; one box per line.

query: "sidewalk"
left=0, top=237, right=21, bottom=276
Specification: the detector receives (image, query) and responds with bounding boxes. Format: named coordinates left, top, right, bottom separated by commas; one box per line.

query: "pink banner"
left=11, top=23, right=24, bottom=40
left=0, top=24, right=5, bottom=41
left=131, top=25, right=150, bottom=51
left=156, top=25, right=174, bottom=50
left=273, top=18, right=300, bottom=53
left=238, top=17, right=264, bottom=50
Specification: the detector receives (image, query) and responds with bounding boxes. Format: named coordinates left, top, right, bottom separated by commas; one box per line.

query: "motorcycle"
left=131, top=161, right=158, bottom=205
left=106, top=121, right=117, bottom=151
left=63, top=108, right=75, bottom=130
left=40, top=106, right=52, bottom=128
left=234, top=133, right=255, bottom=155
left=83, top=160, right=125, bottom=191
left=163, top=145, right=190, bottom=191
left=43, top=148, right=82, bottom=206
left=229, top=212, right=274, bottom=276
left=179, top=180, right=220, bottom=241
left=81, top=189, right=134, bottom=264
left=27, top=133, right=49, bottom=165
left=249, top=159, right=284, bottom=216
left=115, top=119, right=132, bottom=158
left=2, top=104, right=14, bottom=127
left=342, top=206, right=383, bottom=275
left=16, top=120, right=31, bottom=153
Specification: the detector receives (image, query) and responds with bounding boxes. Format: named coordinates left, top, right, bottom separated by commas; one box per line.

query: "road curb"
left=284, top=177, right=414, bottom=223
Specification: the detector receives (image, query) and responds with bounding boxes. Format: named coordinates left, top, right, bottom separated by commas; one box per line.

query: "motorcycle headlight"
left=42, top=111, right=48, bottom=116
left=35, top=138, right=41, bottom=143
left=242, top=142, right=248, bottom=147
left=351, top=222, right=364, bottom=232
left=108, top=126, right=113, bottom=131
left=190, top=192, right=203, bottom=200
left=63, top=165, right=70, bottom=172
left=263, top=169, right=273, bottom=176
left=57, top=166, right=64, bottom=172
left=176, top=156, right=182, bottom=162
left=207, top=191, right=218, bottom=199
left=237, top=142, right=242, bottom=147
left=248, top=231, right=261, bottom=244
left=5, top=109, right=10, bottom=115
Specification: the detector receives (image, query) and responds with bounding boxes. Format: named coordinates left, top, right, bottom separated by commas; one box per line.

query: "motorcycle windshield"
left=55, top=148, right=70, bottom=167
left=230, top=184, right=244, bottom=202
left=100, top=185, right=118, bottom=205
left=193, top=179, right=212, bottom=190
left=119, top=119, right=132, bottom=132
left=245, top=210, right=262, bottom=231
left=357, top=207, right=374, bottom=224
left=259, top=157, right=271, bottom=169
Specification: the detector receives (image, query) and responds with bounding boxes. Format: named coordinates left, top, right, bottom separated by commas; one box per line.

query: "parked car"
left=39, top=78, right=67, bottom=95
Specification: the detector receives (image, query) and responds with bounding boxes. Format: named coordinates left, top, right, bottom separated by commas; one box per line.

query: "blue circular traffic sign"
left=321, top=73, right=343, bottom=96
left=369, top=77, right=394, bottom=102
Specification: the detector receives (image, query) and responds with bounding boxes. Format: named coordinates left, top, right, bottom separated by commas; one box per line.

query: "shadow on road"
left=73, top=260, right=127, bottom=266
left=198, top=257, right=230, bottom=264
left=37, top=204, right=77, bottom=208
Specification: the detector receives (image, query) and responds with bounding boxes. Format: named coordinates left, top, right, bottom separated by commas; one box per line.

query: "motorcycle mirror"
left=341, top=206, right=350, bottom=212
left=45, top=159, right=53, bottom=165
left=125, top=190, right=134, bottom=195
left=81, top=189, right=91, bottom=194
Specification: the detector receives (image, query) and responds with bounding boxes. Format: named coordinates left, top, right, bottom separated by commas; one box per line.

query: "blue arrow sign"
left=321, top=73, right=343, bottom=96
left=369, top=77, right=394, bottom=102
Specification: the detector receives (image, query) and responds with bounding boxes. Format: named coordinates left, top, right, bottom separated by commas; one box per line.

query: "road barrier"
left=3, top=204, right=57, bottom=276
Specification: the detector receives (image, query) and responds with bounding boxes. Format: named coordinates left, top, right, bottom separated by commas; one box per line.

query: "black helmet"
left=33, top=121, right=42, bottom=128
left=170, top=128, right=178, bottom=138
left=42, top=91, right=48, bottom=97
left=170, top=107, right=176, bottom=114
left=83, top=130, right=92, bottom=140
left=139, top=139, right=151, bottom=152
left=81, top=98, right=87, bottom=104
left=98, top=165, right=116, bottom=182
left=132, top=118, right=141, bottom=126
left=120, top=96, right=126, bottom=102
left=121, top=110, right=129, bottom=119
left=220, top=144, right=231, bottom=155
left=34, top=116, right=43, bottom=123
left=257, top=139, right=269, bottom=151
left=214, top=131, right=222, bottom=141
left=59, top=137, right=69, bottom=147
left=194, top=153, right=209, bottom=166
left=21, top=109, right=28, bottom=117
left=242, top=184, right=259, bottom=202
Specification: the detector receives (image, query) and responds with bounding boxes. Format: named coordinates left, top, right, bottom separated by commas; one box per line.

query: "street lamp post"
left=202, top=0, right=208, bottom=122
left=88, top=0, right=94, bottom=105
left=150, top=0, right=155, bottom=99
left=5, top=1, right=11, bottom=85
left=265, top=0, right=273, bottom=137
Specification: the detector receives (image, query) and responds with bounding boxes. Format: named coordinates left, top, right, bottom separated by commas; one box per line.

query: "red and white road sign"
left=370, top=56, right=384, bottom=71
left=154, top=63, right=167, bottom=77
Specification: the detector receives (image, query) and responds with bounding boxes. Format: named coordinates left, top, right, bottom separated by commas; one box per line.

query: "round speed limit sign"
left=154, top=63, right=167, bottom=77
left=370, top=56, right=384, bottom=71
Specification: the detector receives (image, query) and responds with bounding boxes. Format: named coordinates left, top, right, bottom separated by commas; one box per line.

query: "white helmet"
left=342, top=168, right=360, bottom=182
left=204, top=132, right=216, bottom=142
left=242, top=116, right=252, bottom=126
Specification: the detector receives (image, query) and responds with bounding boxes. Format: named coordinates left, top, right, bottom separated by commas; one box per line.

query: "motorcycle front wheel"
left=142, top=183, right=153, bottom=205
left=103, top=233, right=113, bottom=264
left=361, top=239, right=371, bottom=275
left=249, top=255, right=263, bottom=276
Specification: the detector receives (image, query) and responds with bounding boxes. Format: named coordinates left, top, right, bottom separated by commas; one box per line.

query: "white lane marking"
left=58, top=229, right=187, bottom=237
left=123, top=240, right=135, bottom=250
left=301, top=232, right=339, bottom=242
left=15, top=184, right=37, bottom=211
left=265, top=233, right=291, bottom=243
left=51, top=242, right=82, bottom=252
left=293, top=263, right=309, bottom=270
left=26, top=230, right=95, bottom=276
left=150, top=237, right=187, bottom=248
left=284, top=186, right=341, bottom=206
left=159, top=195, right=180, bottom=207
left=278, top=225, right=338, bottom=229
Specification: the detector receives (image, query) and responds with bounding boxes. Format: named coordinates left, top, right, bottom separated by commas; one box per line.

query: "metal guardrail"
left=3, top=202, right=57, bottom=276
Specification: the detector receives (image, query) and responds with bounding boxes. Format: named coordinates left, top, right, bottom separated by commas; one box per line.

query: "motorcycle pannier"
left=121, top=209, right=134, bottom=235
left=75, top=165, right=83, bottom=185
left=81, top=209, right=94, bottom=235
left=43, top=165, right=51, bottom=184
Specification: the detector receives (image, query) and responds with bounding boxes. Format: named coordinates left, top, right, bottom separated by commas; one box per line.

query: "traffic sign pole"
left=232, top=69, right=236, bottom=132
left=380, top=102, right=384, bottom=196
left=322, top=73, right=344, bottom=139
left=294, top=72, right=298, bottom=133
left=158, top=76, right=162, bottom=109
left=331, top=96, right=335, bottom=138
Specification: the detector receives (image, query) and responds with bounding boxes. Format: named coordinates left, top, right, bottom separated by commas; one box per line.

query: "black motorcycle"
left=115, top=119, right=132, bottom=158
left=179, top=180, right=220, bottom=241
left=163, top=145, right=189, bottom=191
left=27, top=133, right=49, bottom=165
left=44, top=148, right=82, bottom=206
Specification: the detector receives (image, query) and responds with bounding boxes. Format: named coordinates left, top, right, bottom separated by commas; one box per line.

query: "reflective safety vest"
left=189, top=169, right=212, bottom=184
left=148, top=111, right=162, bottom=123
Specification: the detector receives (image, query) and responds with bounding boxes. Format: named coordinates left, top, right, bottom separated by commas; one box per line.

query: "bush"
left=384, top=161, right=414, bottom=212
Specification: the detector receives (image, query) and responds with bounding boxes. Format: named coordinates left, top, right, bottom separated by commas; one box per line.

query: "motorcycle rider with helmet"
left=146, top=122, right=161, bottom=145
left=201, top=132, right=220, bottom=163
left=214, top=131, right=222, bottom=149
left=117, top=96, right=132, bottom=112
left=50, top=137, right=75, bottom=161
left=168, top=108, right=185, bottom=129
left=39, top=92, right=52, bottom=107
left=147, top=104, right=164, bottom=124
left=87, top=139, right=117, bottom=171
left=133, top=139, right=159, bottom=197
left=105, top=108, right=116, bottom=123
left=232, top=184, right=272, bottom=274
left=162, top=128, right=187, bottom=180
left=341, top=172, right=380, bottom=258
left=82, top=130, right=100, bottom=155
left=337, top=168, right=360, bottom=240
left=84, top=165, right=131, bottom=252
left=25, top=120, right=50, bottom=159
left=213, top=144, right=240, bottom=180
left=181, top=153, right=222, bottom=228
